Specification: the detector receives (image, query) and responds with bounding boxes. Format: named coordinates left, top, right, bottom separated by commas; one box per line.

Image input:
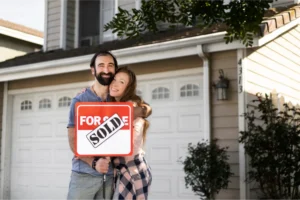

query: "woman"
left=109, top=66, right=152, bottom=200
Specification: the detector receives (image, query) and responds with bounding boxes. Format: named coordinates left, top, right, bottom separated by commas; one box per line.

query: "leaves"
left=104, top=0, right=273, bottom=47
left=180, top=139, right=233, bottom=199
left=240, top=93, right=300, bottom=199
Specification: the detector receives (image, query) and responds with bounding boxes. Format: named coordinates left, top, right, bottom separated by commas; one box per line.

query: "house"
left=0, top=19, right=43, bottom=62
left=0, top=0, right=300, bottom=199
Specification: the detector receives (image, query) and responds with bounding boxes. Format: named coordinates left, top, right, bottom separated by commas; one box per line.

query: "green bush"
left=181, top=139, right=233, bottom=200
left=240, top=93, right=300, bottom=199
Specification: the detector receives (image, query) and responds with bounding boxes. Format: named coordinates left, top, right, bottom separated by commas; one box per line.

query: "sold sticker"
left=75, top=102, right=133, bottom=156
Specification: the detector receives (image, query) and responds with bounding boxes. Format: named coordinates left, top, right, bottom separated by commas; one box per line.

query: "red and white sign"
left=75, top=102, right=133, bottom=156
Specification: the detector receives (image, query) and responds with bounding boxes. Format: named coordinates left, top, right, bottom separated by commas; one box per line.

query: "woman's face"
left=109, top=72, right=130, bottom=100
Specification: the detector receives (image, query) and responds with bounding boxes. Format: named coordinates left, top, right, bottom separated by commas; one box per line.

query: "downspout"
left=197, top=45, right=211, bottom=142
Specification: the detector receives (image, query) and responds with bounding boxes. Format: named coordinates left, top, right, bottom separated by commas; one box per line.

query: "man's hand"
left=95, top=157, right=110, bottom=174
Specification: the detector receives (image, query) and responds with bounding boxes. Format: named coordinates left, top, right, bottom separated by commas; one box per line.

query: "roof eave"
left=0, top=26, right=43, bottom=46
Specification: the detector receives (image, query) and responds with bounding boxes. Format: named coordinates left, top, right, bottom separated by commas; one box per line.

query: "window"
left=39, top=98, right=51, bottom=109
left=152, top=87, right=170, bottom=100
left=77, top=0, right=139, bottom=46
left=58, top=96, right=72, bottom=107
left=180, top=84, right=200, bottom=97
left=21, top=100, right=32, bottom=111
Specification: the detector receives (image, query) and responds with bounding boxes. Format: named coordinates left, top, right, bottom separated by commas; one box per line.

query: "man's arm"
left=68, top=127, right=109, bottom=173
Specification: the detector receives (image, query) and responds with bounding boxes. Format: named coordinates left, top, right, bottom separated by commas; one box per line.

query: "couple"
left=67, top=51, right=152, bottom=200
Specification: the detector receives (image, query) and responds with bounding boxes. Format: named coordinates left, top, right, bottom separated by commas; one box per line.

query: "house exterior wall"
left=210, top=50, right=240, bottom=199
left=7, top=53, right=241, bottom=199
left=272, top=0, right=295, bottom=7
left=0, top=34, right=41, bottom=62
left=245, top=25, right=300, bottom=199
left=46, top=0, right=61, bottom=51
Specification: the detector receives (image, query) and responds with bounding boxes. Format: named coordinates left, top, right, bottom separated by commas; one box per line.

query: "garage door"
left=10, top=89, right=77, bottom=199
left=9, top=69, right=203, bottom=199
left=138, top=71, right=203, bottom=199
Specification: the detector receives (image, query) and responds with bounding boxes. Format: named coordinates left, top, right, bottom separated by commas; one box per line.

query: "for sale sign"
left=75, top=102, right=133, bottom=156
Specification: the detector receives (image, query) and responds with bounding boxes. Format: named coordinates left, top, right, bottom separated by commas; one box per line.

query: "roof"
left=260, top=5, right=300, bottom=35
left=0, top=19, right=43, bottom=38
left=0, top=4, right=299, bottom=69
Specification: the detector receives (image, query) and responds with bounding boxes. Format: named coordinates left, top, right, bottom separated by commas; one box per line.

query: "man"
left=67, top=51, right=151, bottom=199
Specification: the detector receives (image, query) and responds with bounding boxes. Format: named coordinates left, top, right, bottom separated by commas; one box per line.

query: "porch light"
left=214, top=69, right=230, bottom=100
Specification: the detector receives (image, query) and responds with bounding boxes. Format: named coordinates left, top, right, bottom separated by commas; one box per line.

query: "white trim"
left=197, top=44, right=211, bottom=141
left=74, top=0, right=79, bottom=48
left=237, top=49, right=248, bottom=200
left=60, top=0, right=67, bottom=49
left=0, top=26, right=43, bottom=46
left=135, top=0, right=141, bottom=9
left=43, top=0, right=48, bottom=51
left=99, top=0, right=104, bottom=44
left=114, top=0, right=118, bottom=14
left=0, top=82, right=12, bottom=199
left=258, top=17, right=300, bottom=46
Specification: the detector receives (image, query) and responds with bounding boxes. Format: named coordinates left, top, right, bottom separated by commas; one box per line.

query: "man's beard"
left=95, top=72, right=114, bottom=86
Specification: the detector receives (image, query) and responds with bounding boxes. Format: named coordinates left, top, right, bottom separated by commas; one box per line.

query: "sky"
left=0, top=0, right=45, bottom=31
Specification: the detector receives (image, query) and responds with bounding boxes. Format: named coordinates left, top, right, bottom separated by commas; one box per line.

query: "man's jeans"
left=67, top=171, right=113, bottom=200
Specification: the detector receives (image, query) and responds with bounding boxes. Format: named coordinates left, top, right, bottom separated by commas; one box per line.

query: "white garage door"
left=138, top=71, right=203, bottom=200
left=10, top=89, right=77, bottom=199
left=9, top=69, right=204, bottom=199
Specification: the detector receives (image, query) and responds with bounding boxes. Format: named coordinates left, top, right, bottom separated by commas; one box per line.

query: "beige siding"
left=210, top=50, right=240, bottom=199
left=119, top=0, right=135, bottom=10
left=66, top=0, right=75, bottom=49
left=246, top=25, right=300, bottom=105
left=246, top=25, right=300, bottom=199
left=47, top=0, right=61, bottom=51
left=0, top=34, right=41, bottom=62
left=0, top=82, right=4, bottom=193
left=272, top=0, right=294, bottom=7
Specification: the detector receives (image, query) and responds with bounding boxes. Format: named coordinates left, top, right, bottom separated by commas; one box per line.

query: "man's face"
left=93, top=55, right=116, bottom=86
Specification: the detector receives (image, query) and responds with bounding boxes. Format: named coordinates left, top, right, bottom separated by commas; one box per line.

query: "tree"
left=181, top=139, right=233, bottom=199
left=104, top=0, right=273, bottom=47
left=239, top=93, right=300, bottom=199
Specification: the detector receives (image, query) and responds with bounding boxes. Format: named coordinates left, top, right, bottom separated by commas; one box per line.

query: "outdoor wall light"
left=213, top=69, right=230, bottom=100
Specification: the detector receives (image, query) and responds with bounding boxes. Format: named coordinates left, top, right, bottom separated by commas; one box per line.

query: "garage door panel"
left=16, top=119, right=35, bottom=138
left=150, top=175, right=173, bottom=197
left=36, top=120, right=53, bottom=138
left=55, top=118, right=68, bottom=137
left=148, top=144, right=173, bottom=165
left=54, top=148, right=73, bottom=164
left=16, top=147, right=33, bottom=164
left=148, top=107, right=176, bottom=133
left=34, top=148, right=52, bottom=164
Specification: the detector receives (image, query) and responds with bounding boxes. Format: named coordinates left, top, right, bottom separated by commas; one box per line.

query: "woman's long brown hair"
left=110, top=66, right=149, bottom=143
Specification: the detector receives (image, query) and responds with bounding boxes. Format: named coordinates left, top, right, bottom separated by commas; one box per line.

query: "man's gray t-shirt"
left=68, top=87, right=113, bottom=176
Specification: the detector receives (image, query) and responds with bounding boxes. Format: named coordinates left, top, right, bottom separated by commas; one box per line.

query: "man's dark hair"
left=90, top=51, right=118, bottom=70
